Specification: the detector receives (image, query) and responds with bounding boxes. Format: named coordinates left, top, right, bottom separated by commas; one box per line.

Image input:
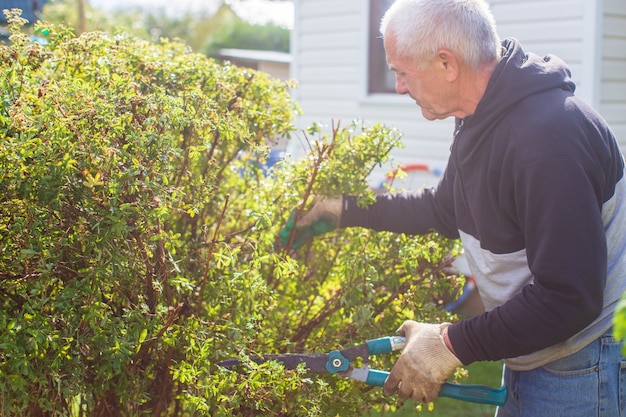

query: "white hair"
left=380, top=0, right=501, bottom=70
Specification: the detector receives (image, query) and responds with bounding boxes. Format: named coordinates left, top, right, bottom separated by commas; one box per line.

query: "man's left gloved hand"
left=278, top=196, right=343, bottom=249
left=383, top=321, right=462, bottom=403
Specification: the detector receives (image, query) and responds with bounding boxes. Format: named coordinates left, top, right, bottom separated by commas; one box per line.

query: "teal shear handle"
left=366, top=335, right=407, bottom=354
left=366, top=370, right=507, bottom=406
left=364, top=336, right=508, bottom=406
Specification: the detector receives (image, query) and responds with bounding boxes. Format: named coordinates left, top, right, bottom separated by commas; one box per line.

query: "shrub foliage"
left=0, top=13, right=460, bottom=416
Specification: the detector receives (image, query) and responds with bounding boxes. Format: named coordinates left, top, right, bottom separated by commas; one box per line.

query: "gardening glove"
left=383, top=321, right=461, bottom=403
left=278, top=196, right=343, bottom=249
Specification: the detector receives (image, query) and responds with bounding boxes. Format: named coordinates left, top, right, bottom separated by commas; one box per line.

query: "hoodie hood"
left=456, top=38, right=576, bottom=149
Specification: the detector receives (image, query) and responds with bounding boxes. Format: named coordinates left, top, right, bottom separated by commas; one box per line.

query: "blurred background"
left=0, top=0, right=293, bottom=59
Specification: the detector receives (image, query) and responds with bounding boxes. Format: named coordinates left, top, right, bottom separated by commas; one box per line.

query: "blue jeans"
left=496, top=330, right=625, bottom=417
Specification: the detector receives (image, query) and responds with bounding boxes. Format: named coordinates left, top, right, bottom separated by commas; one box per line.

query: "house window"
left=368, top=0, right=396, bottom=94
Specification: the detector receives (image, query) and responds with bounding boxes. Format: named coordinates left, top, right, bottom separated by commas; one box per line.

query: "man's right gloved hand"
left=383, top=321, right=461, bottom=403
left=278, top=196, right=343, bottom=249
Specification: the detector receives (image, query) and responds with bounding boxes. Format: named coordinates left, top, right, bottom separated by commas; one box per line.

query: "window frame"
left=367, top=0, right=396, bottom=95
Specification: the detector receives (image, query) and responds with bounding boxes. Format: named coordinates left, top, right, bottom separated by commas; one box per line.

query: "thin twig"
left=196, top=195, right=230, bottom=310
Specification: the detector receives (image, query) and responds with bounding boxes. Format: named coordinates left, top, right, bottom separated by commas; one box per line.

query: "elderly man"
left=280, top=0, right=626, bottom=415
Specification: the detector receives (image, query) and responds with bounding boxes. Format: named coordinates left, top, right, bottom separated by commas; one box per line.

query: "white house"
left=218, top=48, right=291, bottom=81
left=289, top=0, right=626, bottom=185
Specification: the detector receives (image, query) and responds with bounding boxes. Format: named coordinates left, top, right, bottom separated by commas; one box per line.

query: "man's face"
left=384, top=35, right=459, bottom=121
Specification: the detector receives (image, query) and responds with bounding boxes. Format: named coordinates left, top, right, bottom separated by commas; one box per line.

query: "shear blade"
left=219, top=354, right=329, bottom=373
left=218, top=342, right=370, bottom=375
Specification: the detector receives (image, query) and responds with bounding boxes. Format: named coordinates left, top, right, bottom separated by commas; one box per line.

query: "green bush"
left=0, top=13, right=461, bottom=416
left=613, top=294, right=626, bottom=353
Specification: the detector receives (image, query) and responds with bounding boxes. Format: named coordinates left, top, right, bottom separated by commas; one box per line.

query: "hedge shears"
left=219, top=335, right=508, bottom=406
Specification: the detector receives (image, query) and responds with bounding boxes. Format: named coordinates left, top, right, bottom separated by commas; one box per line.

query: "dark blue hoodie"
left=342, top=38, right=626, bottom=369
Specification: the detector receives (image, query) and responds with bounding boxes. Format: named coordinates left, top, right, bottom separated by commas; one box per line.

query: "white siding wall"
left=490, top=0, right=589, bottom=99
left=291, top=0, right=624, bottom=182
left=600, top=0, right=626, bottom=149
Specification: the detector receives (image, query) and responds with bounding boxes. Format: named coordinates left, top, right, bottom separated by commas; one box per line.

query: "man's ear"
left=438, top=49, right=459, bottom=82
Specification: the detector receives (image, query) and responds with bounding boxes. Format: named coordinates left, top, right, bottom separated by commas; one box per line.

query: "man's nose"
left=395, top=76, right=408, bottom=95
